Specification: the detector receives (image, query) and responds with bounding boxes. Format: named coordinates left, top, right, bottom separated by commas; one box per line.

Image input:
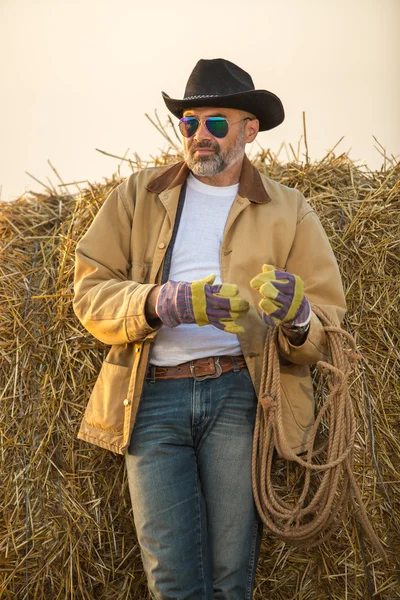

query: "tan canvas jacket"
left=73, top=155, right=346, bottom=455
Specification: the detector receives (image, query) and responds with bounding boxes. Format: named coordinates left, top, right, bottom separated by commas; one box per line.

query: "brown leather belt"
left=146, top=355, right=247, bottom=381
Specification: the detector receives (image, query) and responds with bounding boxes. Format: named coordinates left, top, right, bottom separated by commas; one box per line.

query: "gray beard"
left=184, top=126, right=245, bottom=177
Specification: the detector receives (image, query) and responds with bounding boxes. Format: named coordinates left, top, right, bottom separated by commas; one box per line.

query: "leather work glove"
left=249, top=264, right=311, bottom=328
left=156, top=274, right=249, bottom=334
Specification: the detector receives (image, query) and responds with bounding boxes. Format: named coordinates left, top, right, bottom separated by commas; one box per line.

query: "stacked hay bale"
left=1, top=148, right=399, bottom=599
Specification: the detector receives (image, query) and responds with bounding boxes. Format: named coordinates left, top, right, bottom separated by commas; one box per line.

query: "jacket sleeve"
left=73, top=179, right=160, bottom=345
left=277, top=192, right=347, bottom=365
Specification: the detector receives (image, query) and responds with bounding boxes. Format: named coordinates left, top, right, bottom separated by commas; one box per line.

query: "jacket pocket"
left=83, top=361, right=131, bottom=435
left=280, top=364, right=315, bottom=431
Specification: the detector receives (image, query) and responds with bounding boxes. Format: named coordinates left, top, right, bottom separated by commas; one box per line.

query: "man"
left=73, top=58, right=346, bottom=599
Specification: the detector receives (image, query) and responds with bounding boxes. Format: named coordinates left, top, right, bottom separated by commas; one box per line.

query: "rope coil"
left=251, top=304, right=387, bottom=559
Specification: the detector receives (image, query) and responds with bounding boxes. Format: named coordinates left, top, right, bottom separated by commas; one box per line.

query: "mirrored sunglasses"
left=178, top=116, right=251, bottom=139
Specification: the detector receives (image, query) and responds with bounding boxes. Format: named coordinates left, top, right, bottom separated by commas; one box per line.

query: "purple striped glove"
left=250, top=264, right=311, bottom=328
left=156, top=274, right=249, bottom=334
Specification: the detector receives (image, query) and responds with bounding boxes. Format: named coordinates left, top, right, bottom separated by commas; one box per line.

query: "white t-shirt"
left=150, top=172, right=242, bottom=366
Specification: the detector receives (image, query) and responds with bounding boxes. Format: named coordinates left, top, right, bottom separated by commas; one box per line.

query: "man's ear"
left=245, top=119, right=259, bottom=143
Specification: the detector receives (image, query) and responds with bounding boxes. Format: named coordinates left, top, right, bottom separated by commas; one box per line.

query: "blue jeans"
left=125, top=365, right=263, bottom=599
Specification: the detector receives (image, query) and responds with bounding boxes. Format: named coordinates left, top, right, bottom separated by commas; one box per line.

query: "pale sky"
left=1, top=0, right=399, bottom=202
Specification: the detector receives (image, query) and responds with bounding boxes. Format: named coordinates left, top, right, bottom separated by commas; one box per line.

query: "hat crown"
left=184, top=58, right=255, bottom=99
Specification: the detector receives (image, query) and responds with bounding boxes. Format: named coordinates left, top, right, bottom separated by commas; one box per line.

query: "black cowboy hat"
left=162, top=58, right=285, bottom=132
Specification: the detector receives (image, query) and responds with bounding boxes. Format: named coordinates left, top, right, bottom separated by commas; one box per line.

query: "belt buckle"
left=189, top=357, right=222, bottom=381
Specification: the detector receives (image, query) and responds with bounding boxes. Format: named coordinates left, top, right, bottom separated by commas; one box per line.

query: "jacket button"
left=123, top=399, right=131, bottom=406
left=158, top=242, right=165, bottom=249
left=135, top=347, right=141, bottom=353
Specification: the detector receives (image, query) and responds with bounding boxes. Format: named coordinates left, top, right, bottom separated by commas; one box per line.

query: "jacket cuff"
left=125, top=284, right=163, bottom=342
left=277, top=310, right=330, bottom=365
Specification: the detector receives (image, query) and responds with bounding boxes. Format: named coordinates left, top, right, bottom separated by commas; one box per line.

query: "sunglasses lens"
left=206, top=118, right=229, bottom=138
left=179, top=117, right=199, bottom=138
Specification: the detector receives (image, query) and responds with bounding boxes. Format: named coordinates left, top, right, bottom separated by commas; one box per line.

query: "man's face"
left=181, top=106, right=254, bottom=177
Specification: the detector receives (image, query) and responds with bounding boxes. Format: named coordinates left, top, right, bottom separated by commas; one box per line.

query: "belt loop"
left=148, top=364, right=156, bottom=384
left=231, top=356, right=240, bottom=372
left=189, top=360, right=194, bottom=379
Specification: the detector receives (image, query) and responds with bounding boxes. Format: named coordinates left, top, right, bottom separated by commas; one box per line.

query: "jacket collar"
left=145, top=154, right=271, bottom=204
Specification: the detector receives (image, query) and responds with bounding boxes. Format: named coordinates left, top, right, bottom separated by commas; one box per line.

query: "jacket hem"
left=77, top=431, right=124, bottom=455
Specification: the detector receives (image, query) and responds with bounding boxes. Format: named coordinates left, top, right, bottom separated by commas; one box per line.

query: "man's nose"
left=193, top=119, right=213, bottom=142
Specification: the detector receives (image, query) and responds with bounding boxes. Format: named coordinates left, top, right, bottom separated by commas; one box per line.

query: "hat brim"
left=161, top=89, right=284, bottom=132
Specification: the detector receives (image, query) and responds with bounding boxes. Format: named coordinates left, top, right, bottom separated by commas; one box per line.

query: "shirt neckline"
left=187, top=172, right=240, bottom=196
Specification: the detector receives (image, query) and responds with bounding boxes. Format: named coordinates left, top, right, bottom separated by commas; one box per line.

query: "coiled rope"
left=251, top=303, right=386, bottom=560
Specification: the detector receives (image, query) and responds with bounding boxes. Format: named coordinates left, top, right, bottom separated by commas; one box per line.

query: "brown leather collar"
left=145, top=154, right=271, bottom=204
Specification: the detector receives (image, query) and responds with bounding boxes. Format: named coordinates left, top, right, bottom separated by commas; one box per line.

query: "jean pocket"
left=239, top=367, right=253, bottom=383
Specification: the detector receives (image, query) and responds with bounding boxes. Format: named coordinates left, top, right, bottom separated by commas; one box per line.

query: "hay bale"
left=0, top=146, right=399, bottom=599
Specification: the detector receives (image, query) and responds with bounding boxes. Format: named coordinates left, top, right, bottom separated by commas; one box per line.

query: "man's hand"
left=156, top=274, right=249, bottom=334
left=249, top=264, right=311, bottom=328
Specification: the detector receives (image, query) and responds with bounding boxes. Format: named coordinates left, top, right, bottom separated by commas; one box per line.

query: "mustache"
left=191, top=141, right=219, bottom=153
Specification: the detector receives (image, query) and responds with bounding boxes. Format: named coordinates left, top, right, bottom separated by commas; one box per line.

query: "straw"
left=0, top=122, right=399, bottom=598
